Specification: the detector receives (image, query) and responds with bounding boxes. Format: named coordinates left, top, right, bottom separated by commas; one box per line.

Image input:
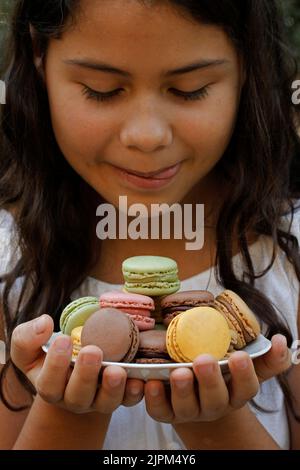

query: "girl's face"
left=42, top=0, right=244, bottom=208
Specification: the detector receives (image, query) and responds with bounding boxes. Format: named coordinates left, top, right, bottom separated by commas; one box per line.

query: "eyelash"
left=81, top=85, right=210, bottom=103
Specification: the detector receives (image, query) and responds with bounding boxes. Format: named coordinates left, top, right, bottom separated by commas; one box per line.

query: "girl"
left=0, top=0, right=299, bottom=450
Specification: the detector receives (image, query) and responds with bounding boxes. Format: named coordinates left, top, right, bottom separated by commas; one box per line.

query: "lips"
left=118, top=163, right=181, bottom=179
left=112, top=162, right=182, bottom=190
left=127, top=164, right=181, bottom=179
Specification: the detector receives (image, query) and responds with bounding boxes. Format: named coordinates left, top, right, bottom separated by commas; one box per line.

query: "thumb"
left=253, top=334, right=292, bottom=383
left=11, top=315, right=54, bottom=374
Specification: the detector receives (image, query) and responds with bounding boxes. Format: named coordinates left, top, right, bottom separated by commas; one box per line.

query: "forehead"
left=54, top=0, right=237, bottom=74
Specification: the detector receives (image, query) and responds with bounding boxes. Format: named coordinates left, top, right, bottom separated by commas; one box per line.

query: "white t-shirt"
left=0, top=203, right=299, bottom=450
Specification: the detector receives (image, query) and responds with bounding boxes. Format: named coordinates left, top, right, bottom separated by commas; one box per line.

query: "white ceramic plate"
left=42, top=333, right=271, bottom=381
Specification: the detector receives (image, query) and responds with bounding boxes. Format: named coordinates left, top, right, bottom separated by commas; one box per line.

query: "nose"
left=119, top=99, right=173, bottom=153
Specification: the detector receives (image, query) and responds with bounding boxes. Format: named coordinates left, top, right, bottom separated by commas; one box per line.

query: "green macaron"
left=59, top=296, right=100, bottom=335
left=122, top=256, right=180, bottom=296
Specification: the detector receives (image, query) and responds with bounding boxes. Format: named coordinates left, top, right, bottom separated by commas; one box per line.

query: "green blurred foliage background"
left=283, top=0, right=300, bottom=64
left=0, top=0, right=300, bottom=70
left=0, top=0, right=12, bottom=71
left=0, top=0, right=10, bottom=61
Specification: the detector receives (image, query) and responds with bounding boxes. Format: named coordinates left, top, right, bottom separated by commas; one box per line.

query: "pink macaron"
left=100, top=291, right=156, bottom=331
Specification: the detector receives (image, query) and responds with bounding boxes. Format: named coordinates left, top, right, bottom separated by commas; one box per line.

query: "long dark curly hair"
left=0, top=0, right=300, bottom=420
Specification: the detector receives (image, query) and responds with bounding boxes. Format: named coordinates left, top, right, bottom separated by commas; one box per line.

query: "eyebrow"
left=63, top=58, right=229, bottom=77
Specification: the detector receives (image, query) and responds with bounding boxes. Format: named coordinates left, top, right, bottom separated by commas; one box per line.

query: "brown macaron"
left=81, top=308, right=140, bottom=362
left=137, top=330, right=171, bottom=361
left=161, top=290, right=215, bottom=327
left=214, top=290, right=261, bottom=350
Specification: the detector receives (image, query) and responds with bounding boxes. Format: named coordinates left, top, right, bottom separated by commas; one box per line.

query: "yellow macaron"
left=71, top=326, right=83, bottom=358
left=166, top=307, right=231, bottom=362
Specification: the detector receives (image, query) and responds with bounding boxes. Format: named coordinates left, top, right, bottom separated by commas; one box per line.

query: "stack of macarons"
left=122, top=255, right=181, bottom=323
left=58, top=254, right=261, bottom=364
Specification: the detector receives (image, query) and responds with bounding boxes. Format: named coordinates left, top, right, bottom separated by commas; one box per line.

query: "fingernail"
left=150, top=387, right=160, bottom=397
left=54, top=336, right=71, bottom=353
left=82, top=353, right=101, bottom=366
left=176, top=380, right=189, bottom=390
left=197, top=363, right=215, bottom=376
left=108, top=375, right=122, bottom=388
left=237, top=358, right=249, bottom=370
left=33, top=315, right=47, bottom=334
left=131, top=387, right=141, bottom=396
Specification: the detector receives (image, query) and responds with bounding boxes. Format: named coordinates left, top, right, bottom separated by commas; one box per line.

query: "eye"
left=81, top=85, right=123, bottom=102
left=170, top=85, right=211, bottom=101
left=81, top=84, right=211, bottom=103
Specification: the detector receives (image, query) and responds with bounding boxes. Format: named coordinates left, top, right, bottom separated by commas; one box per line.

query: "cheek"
left=180, top=84, right=240, bottom=167
left=47, top=83, right=113, bottom=170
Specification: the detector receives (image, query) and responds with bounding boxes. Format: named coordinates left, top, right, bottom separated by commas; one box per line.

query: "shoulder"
left=276, top=198, right=300, bottom=285
left=247, top=200, right=300, bottom=340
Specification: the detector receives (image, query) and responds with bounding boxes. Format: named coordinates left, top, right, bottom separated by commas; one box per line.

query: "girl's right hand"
left=10, top=314, right=144, bottom=414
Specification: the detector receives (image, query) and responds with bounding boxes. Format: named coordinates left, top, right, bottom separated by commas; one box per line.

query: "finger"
left=63, top=346, right=103, bottom=412
left=193, top=355, right=229, bottom=421
left=253, top=335, right=292, bottom=383
left=122, top=379, right=144, bottom=407
left=144, top=380, right=174, bottom=423
left=11, top=315, right=54, bottom=374
left=228, top=352, right=259, bottom=409
left=93, top=365, right=127, bottom=414
left=35, top=334, right=73, bottom=403
left=169, top=368, right=199, bottom=422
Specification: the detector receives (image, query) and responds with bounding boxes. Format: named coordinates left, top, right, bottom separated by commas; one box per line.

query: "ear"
left=29, top=24, right=45, bottom=80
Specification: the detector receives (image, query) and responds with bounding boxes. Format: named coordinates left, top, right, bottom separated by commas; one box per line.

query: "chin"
left=92, top=179, right=188, bottom=208
left=121, top=191, right=181, bottom=208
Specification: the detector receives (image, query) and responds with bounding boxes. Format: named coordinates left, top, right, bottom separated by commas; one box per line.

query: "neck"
left=90, top=170, right=225, bottom=283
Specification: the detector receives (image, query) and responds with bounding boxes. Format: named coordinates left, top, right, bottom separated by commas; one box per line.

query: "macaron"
left=99, top=291, right=155, bottom=331
left=214, top=290, right=261, bottom=349
left=122, top=256, right=180, bottom=296
left=60, top=297, right=99, bottom=336
left=71, top=326, right=83, bottom=358
left=81, top=308, right=140, bottom=363
left=161, top=290, right=215, bottom=327
left=166, top=307, right=231, bottom=362
left=137, top=330, right=171, bottom=361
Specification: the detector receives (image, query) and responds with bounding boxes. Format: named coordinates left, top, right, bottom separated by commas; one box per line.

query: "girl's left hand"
left=144, top=334, right=291, bottom=424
